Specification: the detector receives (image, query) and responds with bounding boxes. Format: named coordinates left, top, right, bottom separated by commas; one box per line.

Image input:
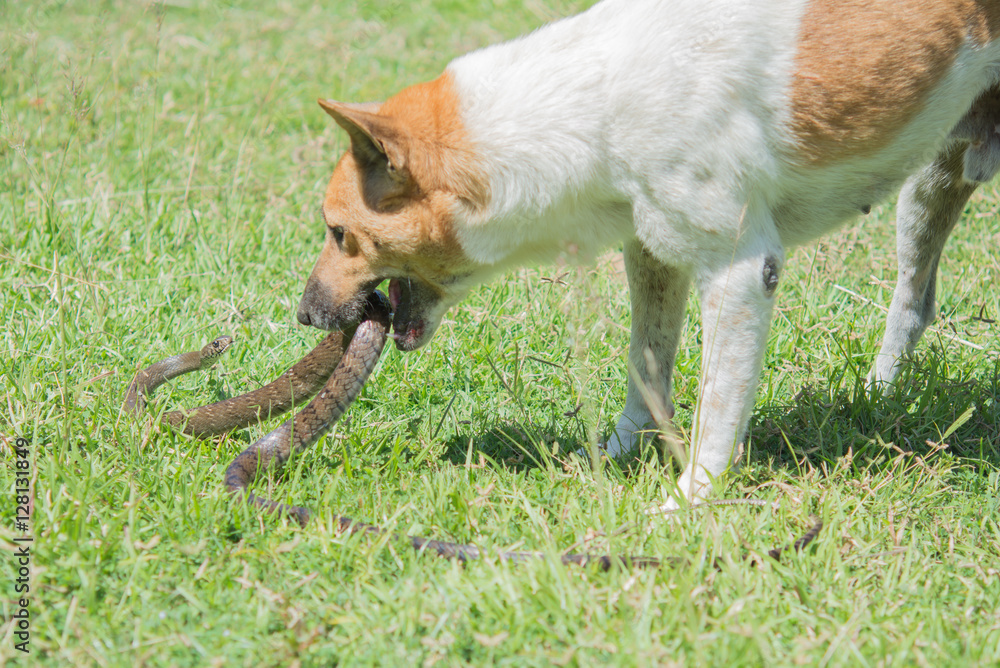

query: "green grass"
left=2, top=1, right=1000, bottom=665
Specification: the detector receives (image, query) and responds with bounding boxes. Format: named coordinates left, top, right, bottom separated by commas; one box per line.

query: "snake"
left=126, top=290, right=822, bottom=569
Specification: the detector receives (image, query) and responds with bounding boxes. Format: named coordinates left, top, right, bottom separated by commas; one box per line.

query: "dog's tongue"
left=384, top=277, right=430, bottom=350
left=388, top=278, right=402, bottom=311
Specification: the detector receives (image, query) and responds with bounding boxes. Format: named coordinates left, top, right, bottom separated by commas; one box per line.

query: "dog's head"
left=297, top=74, right=488, bottom=350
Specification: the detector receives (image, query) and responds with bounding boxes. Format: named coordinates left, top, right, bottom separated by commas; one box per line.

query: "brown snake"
left=126, top=291, right=822, bottom=569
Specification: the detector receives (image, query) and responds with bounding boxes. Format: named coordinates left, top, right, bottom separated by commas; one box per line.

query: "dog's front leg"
left=605, top=239, right=691, bottom=457
left=871, top=142, right=978, bottom=387
left=668, top=233, right=784, bottom=508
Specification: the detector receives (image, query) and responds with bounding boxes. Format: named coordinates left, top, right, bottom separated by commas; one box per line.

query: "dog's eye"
left=329, top=226, right=345, bottom=245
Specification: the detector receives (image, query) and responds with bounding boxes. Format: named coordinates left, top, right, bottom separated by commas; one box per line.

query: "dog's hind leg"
left=872, top=88, right=1000, bottom=386
left=666, top=214, right=784, bottom=509
left=870, top=141, right=979, bottom=387
left=605, top=239, right=691, bottom=457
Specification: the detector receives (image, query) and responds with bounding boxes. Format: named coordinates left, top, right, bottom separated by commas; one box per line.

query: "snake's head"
left=296, top=89, right=489, bottom=351
left=199, top=335, right=235, bottom=361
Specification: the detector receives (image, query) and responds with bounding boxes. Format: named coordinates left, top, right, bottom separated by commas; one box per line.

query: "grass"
left=2, top=0, right=999, bottom=665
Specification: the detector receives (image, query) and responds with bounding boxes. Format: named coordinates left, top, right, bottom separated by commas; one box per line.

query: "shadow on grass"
left=435, top=355, right=1000, bottom=479
left=748, top=357, right=1000, bottom=474
left=438, top=421, right=591, bottom=473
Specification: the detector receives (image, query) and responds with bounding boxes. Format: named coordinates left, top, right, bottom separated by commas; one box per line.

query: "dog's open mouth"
left=386, top=278, right=438, bottom=351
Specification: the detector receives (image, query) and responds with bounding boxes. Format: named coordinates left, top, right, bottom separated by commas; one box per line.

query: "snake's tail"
left=231, top=471, right=817, bottom=571
left=321, top=515, right=820, bottom=571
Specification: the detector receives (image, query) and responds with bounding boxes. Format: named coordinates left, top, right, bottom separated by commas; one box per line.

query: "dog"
left=296, top=0, right=1000, bottom=507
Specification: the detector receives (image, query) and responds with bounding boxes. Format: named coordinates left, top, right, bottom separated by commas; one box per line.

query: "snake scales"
left=126, top=291, right=821, bottom=569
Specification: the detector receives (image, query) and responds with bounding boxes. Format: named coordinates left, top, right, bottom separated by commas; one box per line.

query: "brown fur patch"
left=789, top=0, right=1000, bottom=165
left=378, top=73, right=489, bottom=209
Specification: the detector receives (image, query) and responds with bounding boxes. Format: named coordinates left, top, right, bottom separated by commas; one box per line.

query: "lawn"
left=2, top=1, right=999, bottom=665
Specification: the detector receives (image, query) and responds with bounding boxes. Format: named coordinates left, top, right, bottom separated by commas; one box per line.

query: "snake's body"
left=127, top=291, right=821, bottom=569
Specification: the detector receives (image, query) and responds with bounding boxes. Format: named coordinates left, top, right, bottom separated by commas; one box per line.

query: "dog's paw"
left=573, top=428, right=643, bottom=460
left=644, top=469, right=714, bottom=516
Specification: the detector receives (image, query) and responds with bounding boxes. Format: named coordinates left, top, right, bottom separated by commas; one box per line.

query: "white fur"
left=449, top=0, right=804, bottom=270
left=434, top=0, right=1000, bottom=506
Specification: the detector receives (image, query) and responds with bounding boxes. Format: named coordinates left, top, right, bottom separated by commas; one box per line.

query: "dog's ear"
left=318, top=99, right=410, bottom=187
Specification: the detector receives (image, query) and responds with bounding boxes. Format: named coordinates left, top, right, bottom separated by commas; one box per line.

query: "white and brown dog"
left=297, top=0, right=1000, bottom=506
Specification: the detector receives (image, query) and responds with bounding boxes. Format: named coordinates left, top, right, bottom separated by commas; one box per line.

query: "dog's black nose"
left=297, top=308, right=312, bottom=327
